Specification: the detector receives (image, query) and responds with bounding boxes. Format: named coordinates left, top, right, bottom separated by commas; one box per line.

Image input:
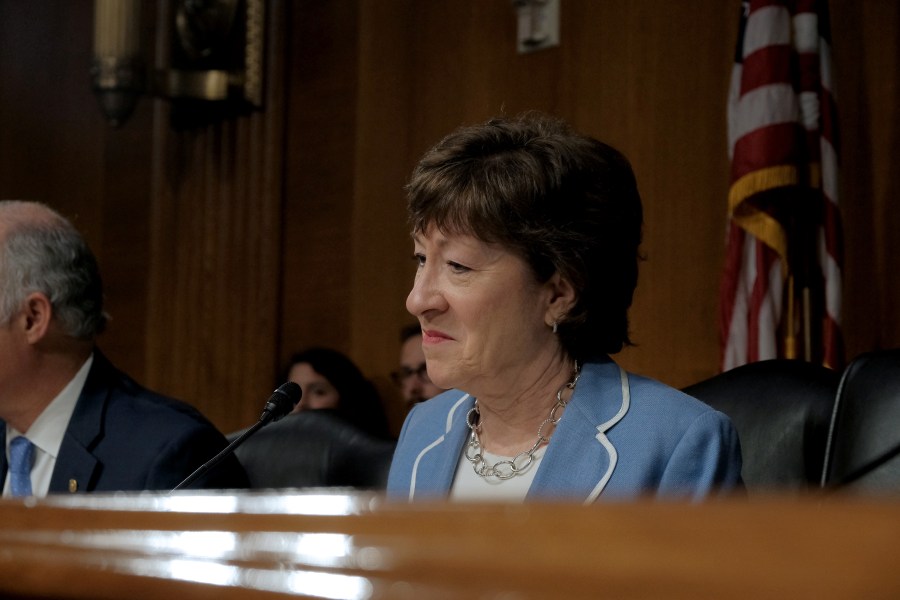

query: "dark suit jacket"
left=0, top=352, right=248, bottom=494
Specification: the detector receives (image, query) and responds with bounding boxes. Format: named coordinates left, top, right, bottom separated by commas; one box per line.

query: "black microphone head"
left=261, top=381, right=302, bottom=423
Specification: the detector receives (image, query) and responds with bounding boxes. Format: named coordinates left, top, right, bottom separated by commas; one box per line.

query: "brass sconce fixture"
left=91, top=0, right=144, bottom=127
left=512, top=0, right=560, bottom=54
left=91, top=0, right=265, bottom=128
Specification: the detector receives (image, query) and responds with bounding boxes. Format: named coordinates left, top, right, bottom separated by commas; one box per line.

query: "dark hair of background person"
left=405, top=113, right=644, bottom=361
left=283, top=347, right=392, bottom=439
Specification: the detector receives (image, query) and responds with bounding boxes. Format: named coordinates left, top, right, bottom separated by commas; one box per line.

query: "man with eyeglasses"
left=392, top=324, right=445, bottom=410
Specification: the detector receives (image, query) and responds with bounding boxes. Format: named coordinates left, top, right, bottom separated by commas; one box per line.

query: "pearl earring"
left=552, top=321, right=558, bottom=334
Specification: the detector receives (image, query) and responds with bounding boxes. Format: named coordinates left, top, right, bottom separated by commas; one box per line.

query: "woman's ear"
left=21, top=292, right=53, bottom=344
left=544, top=271, right=577, bottom=326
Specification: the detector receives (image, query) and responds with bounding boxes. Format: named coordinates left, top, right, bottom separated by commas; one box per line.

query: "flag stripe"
left=731, top=122, right=802, bottom=182
left=741, top=47, right=795, bottom=95
left=720, top=0, right=843, bottom=370
left=742, top=5, right=791, bottom=56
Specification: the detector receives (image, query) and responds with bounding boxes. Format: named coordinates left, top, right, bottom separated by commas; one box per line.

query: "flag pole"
left=783, top=273, right=797, bottom=359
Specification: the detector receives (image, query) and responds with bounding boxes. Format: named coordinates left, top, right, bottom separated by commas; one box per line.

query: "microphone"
left=258, top=381, right=302, bottom=424
left=171, top=382, right=301, bottom=492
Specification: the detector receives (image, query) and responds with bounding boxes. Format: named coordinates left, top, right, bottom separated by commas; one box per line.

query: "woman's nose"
left=406, top=267, right=437, bottom=316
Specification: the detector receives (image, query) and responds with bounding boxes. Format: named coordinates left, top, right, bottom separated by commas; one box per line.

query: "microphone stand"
left=171, top=381, right=301, bottom=492
left=171, top=419, right=267, bottom=492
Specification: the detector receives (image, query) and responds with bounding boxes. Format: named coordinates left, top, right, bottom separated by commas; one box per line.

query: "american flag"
left=720, top=0, right=843, bottom=370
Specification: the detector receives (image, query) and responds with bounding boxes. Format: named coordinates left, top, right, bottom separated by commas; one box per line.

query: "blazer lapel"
left=410, top=393, right=472, bottom=498
left=51, top=437, right=100, bottom=494
left=48, top=353, right=112, bottom=493
left=528, top=360, right=629, bottom=503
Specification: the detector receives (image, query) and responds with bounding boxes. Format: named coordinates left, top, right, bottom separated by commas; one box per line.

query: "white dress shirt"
left=3, top=354, right=93, bottom=497
left=450, top=434, right=545, bottom=502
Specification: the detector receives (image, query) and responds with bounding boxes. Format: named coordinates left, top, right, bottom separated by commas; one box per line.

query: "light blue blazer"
left=387, top=358, right=743, bottom=503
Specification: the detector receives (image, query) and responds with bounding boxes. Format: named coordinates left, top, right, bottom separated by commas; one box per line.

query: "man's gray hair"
left=0, top=200, right=108, bottom=339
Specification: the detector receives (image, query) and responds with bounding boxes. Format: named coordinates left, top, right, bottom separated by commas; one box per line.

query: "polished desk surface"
left=1, top=490, right=899, bottom=599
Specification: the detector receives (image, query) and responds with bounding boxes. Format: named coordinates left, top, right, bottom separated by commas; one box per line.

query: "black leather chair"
left=228, top=410, right=396, bottom=490
left=683, top=359, right=840, bottom=494
left=821, top=349, right=900, bottom=493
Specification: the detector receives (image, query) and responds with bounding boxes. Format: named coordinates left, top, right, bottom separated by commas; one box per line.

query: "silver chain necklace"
left=464, top=361, right=581, bottom=480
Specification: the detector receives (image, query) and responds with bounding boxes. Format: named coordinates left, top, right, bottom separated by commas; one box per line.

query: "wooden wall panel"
left=831, top=0, right=900, bottom=361
left=279, top=0, right=360, bottom=370
left=350, top=0, right=417, bottom=434
left=144, top=0, right=288, bottom=432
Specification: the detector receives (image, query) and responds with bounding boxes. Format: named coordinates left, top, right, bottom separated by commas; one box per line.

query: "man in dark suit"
left=0, top=200, right=247, bottom=496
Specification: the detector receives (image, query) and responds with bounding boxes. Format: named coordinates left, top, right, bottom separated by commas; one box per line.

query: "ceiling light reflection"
left=166, top=558, right=240, bottom=586
left=172, top=531, right=237, bottom=558
left=284, top=570, right=374, bottom=600
left=165, top=494, right=241, bottom=513
left=38, top=490, right=372, bottom=516
left=290, top=533, right=352, bottom=567
left=144, top=557, right=374, bottom=599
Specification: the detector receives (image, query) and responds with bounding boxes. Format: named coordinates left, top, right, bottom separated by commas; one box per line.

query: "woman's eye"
left=447, top=261, right=470, bottom=274
left=413, top=253, right=425, bottom=267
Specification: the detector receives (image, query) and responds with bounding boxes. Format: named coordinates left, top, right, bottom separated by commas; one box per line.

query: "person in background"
left=0, top=200, right=247, bottom=497
left=284, top=347, right=392, bottom=439
left=392, top=323, right=446, bottom=410
left=387, top=114, right=743, bottom=503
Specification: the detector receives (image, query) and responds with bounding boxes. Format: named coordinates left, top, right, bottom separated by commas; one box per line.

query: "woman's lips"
left=422, top=329, right=453, bottom=344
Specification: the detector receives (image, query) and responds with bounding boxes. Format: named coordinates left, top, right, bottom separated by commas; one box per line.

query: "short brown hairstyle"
left=406, top=113, right=643, bottom=359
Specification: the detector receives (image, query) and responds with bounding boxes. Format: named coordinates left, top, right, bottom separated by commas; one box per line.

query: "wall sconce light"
left=91, top=0, right=144, bottom=127
left=91, top=0, right=265, bottom=128
left=512, top=0, right=560, bottom=54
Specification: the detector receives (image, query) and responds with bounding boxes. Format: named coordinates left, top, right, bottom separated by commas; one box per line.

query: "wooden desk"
left=1, top=490, right=898, bottom=599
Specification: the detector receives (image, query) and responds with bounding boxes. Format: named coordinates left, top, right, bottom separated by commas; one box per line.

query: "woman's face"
left=406, top=226, right=567, bottom=397
left=288, top=362, right=340, bottom=412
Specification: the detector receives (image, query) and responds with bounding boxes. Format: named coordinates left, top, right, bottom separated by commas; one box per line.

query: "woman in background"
left=285, top=347, right=392, bottom=439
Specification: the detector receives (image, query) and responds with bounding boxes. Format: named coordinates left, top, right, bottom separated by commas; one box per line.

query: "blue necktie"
left=9, top=436, right=35, bottom=497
